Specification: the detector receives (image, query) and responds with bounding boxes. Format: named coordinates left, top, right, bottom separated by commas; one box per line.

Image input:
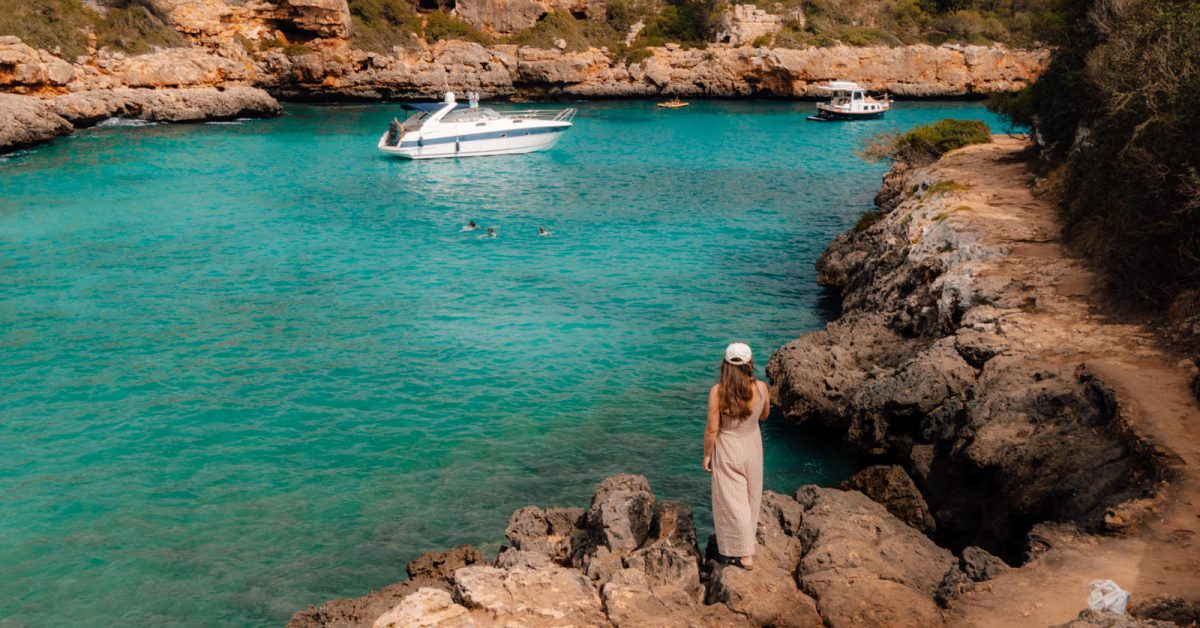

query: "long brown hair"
left=718, top=359, right=756, bottom=421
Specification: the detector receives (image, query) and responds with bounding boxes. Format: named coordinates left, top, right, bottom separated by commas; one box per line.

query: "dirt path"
left=926, top=137, right=1200, bottom=625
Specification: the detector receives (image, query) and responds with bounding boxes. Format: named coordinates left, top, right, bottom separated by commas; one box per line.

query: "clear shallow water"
left=0, top=100, right=1005, bottom=626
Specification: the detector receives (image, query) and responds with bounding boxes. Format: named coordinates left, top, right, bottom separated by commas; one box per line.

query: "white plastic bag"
left=1087, top=579, right=1131, bottom=614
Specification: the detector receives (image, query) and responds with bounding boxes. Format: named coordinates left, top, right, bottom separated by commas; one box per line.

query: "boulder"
left=573, top=473, right=654, bottom=579
left=504, top=505, right=586, bottom=562
left=452, top=564, right=608, bottom=624
left=0, top=93, right=74, bottom=153
left=839, top=465, right=935, bottom=533
left=794, top=486, right=953, bottom=627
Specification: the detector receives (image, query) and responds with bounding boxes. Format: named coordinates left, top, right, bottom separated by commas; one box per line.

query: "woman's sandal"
left=715, top=555, right=754, bottom=570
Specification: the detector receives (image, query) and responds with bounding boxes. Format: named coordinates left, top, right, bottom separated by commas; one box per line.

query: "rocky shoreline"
left=0, top=0, right=1048, bottom=154
left=286, top=138, right=1200, bottom=626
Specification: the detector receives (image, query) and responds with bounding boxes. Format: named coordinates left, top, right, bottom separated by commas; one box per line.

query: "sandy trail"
left=918, top=137, right=1200, bottom=626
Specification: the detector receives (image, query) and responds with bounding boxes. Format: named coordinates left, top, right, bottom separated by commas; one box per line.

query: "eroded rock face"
left=51, top=86, right=281, bottom=125
left=504, top=505, right=585, bottom=562
left=0, top=37, right=75, bottom=94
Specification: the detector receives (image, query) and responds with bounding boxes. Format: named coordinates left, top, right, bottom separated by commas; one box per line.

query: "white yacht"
left=808, top=81, right=891, bottom=121
left=378, top=92, right=576, bottom=159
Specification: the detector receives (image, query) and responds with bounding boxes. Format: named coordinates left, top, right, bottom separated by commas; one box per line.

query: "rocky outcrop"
left=767, top=137, right=1166, bottom=561
left=291, top=474, right=958, bottom=627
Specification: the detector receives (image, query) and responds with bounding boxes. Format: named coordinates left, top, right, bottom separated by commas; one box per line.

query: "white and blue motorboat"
left=378, top=92, right=576, bottom=159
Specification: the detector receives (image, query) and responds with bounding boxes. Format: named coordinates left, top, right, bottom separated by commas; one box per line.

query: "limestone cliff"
left=0, top=0, right=1047, bottom=152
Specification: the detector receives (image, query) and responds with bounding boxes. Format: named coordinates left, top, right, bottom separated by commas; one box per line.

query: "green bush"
left=0, top=0, right=184, bottom=60
left=347, top=0, right=423, bottom=53
left=861, top=119, right=992, bottom=165
left=636, top=0, right=720, bottom=47
left=424, top=11, right=493, bottom=44
left=990, top=0, right=1200, bottom=308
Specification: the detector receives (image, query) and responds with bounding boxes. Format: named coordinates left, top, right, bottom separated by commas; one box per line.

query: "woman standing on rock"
left=703, top=342, right=768, bottom=570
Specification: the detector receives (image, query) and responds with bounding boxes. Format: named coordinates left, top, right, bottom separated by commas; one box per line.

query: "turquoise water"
left=0, top=100, right=1005, bottom=626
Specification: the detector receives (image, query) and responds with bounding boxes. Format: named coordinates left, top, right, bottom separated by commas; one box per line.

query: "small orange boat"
left=657, top=97, right=689, bottom=109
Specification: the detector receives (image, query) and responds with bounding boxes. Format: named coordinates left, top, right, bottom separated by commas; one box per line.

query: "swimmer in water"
left=462, top=220, right=478, bottom=232
left=487, top=227, right=497, bottom=238
left=538, top=227, right=550, bottom=236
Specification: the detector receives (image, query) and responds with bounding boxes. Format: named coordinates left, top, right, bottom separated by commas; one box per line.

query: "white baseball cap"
left=725, top=342, right=752, bottom=365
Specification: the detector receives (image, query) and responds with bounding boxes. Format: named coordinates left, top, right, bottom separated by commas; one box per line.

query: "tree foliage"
left=991, top=0, right=1200, bottom=309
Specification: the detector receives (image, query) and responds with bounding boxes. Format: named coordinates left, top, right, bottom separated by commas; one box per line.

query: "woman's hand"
left=703, top=454, right=712, bottom=473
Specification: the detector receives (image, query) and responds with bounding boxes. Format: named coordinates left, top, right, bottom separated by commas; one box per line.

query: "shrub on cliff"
left=0, top=0, right=185, bottom=59
left=990, top=0, right=1200, bottom=310
left=348, top=0, right=424, bottom=52
left=860, top=119, right=992, bottom=165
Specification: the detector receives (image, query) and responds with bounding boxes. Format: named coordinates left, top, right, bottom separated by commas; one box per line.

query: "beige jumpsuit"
left=711, top=380, right=766, bottom=557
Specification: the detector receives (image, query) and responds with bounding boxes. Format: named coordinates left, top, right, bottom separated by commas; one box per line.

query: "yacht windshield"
left=440, top=108, right=503, bottom=123
left=403, top=111, right=430, bottom=129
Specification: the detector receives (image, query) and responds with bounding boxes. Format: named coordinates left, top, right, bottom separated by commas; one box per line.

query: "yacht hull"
left=378, top=125, right=568, bottom=160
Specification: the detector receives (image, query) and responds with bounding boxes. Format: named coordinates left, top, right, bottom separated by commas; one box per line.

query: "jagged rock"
left=406, top=545, right=483, bottom=585
left=504, top=505, right=585, bottom=562
left=254, top=0, right=352, bottom=39
left=1052, top=608, right=1177, bottom=628
left=0, top=93, right=74, bottom=152
left=576, top=473, right=654, bottom=573
left=935, top=564, right=973, bottom=608
left=371, top=588, right=469, bottom=628
left=452, top=564, right=608, bottom=624
left=840, top=465, right=936, bottom=533
left=794, top=486, right=953, bottom=627
left=1130, top=595, right=1200, bottom=625
left=959, top=546, right=1009, bottom=581
left=602, top=567, right=747, bottom=627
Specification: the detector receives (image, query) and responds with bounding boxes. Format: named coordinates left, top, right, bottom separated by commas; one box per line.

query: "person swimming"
left=538, top=227, right=550, bottom=236
left=487, top=227, right=497, bottom=238
left=462, top=220, right=478, bottom=232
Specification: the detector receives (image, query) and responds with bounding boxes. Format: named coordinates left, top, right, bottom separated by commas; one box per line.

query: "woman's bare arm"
left=703, top=385, right=721, bottom=472
left=759, top=380, right=771, bottom=422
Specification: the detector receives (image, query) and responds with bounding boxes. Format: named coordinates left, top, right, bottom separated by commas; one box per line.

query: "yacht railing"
left=506, top=108, right=578, bottom=123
